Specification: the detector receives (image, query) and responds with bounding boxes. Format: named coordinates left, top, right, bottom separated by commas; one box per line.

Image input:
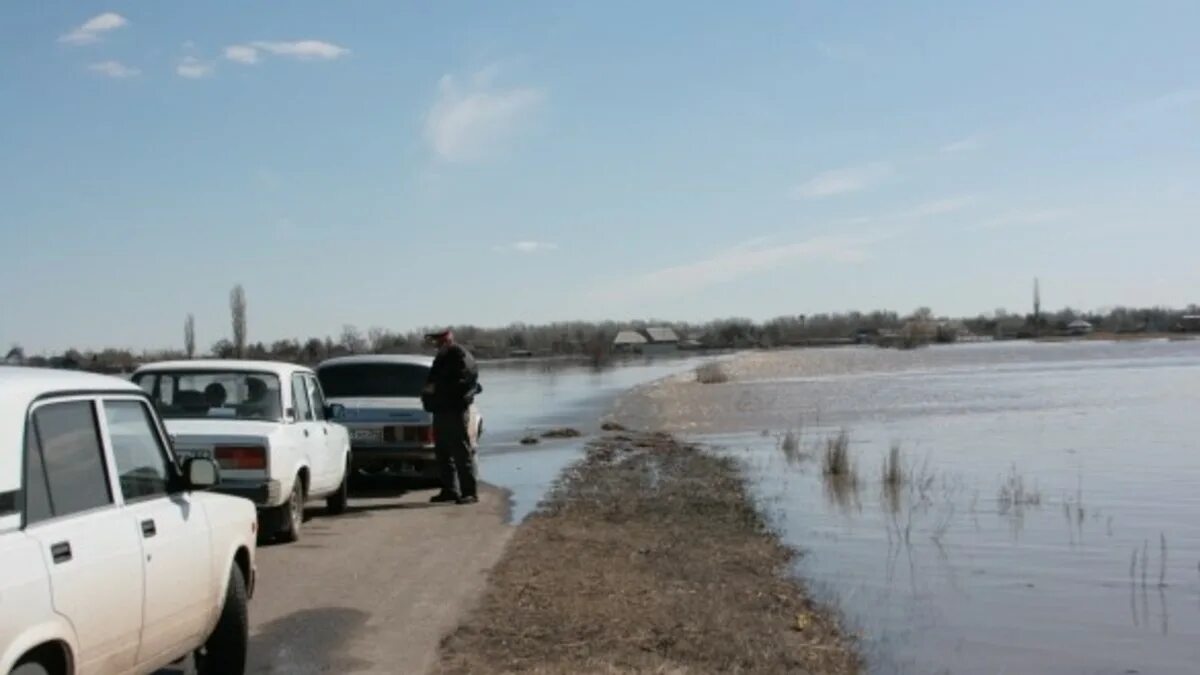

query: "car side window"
left=308, top=376, right=327, bottom=421
left=291, top=374, right=313, bottom=421
left=30, top=400, right=113, bottom=520
left=23, top=427, right=53, bottom=524
left=104, top=400, right=172, bottom=501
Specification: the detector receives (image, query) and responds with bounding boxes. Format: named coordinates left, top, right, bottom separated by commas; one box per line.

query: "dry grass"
left=881, top=443, right=905, bottom=488
left=695, top=362, right=730, bottom=384
left=996, top=465, right=1041, bottom=514
left=437, top=433, right=860, bottom=675
left=820, top=431, right=856, bottom=481
left=542, top=427, right=584, bottom=439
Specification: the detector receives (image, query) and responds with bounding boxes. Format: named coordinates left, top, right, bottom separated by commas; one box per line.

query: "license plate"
left=351, top=428, right=382, bottom=442
left=176, top=448, right=212, bottom=461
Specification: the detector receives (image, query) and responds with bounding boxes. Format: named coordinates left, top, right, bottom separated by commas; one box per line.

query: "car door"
left=306, top=375, right=344, bottom=487
left=289, top=373, right=325, bottom=491
left=100, top=396, right=214, bottom=669
left=22, top=397, right=144, bottom=675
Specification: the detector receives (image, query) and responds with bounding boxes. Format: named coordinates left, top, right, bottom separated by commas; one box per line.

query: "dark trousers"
left=433, top=410, right=477, bottom=498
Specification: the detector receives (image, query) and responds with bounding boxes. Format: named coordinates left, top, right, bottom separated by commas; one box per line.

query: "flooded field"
left=697, top=340, right=1200, bottom=674
left=474, top=355, right=714, bottom=521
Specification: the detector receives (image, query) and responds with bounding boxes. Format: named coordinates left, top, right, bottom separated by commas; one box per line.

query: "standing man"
left=421, top=329, right=481, bottom=505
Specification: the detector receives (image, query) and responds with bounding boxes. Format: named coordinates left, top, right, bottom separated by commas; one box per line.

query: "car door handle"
left=303, top=429, right=310, bottom=437
left=141, top=519, right=157, bottom=538
left=50, top=541, right=72, bottom=564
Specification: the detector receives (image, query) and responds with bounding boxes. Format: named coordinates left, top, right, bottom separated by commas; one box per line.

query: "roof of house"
left=1068, top=319, right=1093, bottom=327
left=613, top=330, right=648, bottom=344
left=317, top=354, right=434, bottom=369
left=645, top=327, right=679, bottom=343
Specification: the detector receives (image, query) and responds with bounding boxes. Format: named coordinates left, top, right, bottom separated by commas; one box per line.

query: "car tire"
left=276, top=477, right=305, bottom=543
left=325, top=457, right=350, bottom=515
left=195, top=565, right=249, bottom=675
left=11, top=662, right=50, bottom=675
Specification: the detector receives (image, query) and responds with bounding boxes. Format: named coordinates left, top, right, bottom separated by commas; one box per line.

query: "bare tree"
left=340, top=325, right=367, bottom=354
left=184, top=314, right=196, bottom=359
left=230, top=284, right=247, bottom=359
left=4, top=344, right=25, bottom=365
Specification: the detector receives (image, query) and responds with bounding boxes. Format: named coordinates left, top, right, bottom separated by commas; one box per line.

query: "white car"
left=315, top=355, right=482, bottom=482
left=0, top=367, right=257, bottom=675
left=132, top=361, right=351, bottom=543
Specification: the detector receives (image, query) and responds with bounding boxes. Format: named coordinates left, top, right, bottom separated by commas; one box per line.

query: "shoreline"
left=436, top=431, right=860, bottom=674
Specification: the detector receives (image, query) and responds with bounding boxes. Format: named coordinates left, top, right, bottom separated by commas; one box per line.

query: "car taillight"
left=402, top=425, right=435, bottom=445
left=215, top=445, right=267, bottom=470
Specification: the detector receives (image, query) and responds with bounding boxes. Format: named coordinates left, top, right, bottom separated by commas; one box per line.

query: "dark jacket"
left=422, top=344, right=481, bottom=413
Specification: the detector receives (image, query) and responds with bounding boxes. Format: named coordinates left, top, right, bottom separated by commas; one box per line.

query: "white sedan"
left=0, top=367, right=258, bottom=675
left=133, top=360, right=352, bottom=543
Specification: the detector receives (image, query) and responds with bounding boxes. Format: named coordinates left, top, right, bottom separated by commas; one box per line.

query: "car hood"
left=161, top=418, right=281, bottom=442
left=328, top=397, right=429, bottom=424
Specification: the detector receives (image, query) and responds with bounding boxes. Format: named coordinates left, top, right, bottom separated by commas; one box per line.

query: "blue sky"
left=2, top=1, right=1198, bottom=353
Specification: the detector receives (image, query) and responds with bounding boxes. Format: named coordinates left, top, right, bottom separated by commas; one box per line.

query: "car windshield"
left=318, top=363, right=428, bottom=398
left=134, top=370, right=284, bottom=421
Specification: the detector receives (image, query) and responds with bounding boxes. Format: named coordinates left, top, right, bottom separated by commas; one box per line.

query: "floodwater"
left=700, top=340, right=1200, bottom=674
left=475, top=355, right=715, bottom=521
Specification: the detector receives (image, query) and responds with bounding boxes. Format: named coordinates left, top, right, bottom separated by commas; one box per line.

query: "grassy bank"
left=437, top=432, right=859, bottom=675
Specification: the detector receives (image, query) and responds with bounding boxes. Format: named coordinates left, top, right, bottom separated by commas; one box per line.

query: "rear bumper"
left=351, top=446, right=438, bottom=477
left=214, top=479, right=282, bottom=508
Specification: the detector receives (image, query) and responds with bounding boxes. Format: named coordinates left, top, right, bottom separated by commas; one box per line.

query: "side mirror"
left=325, top=403, right=345, bottom=420
left=284, top=407, right=296, bottom=424
left=184, top=457, right=220, bottom=490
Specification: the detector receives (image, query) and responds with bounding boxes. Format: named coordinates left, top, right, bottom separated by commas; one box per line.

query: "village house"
left=612, top=330, right=648, bottom=353
left=612, top=326, right=680, bottom=355
left=1068, top=319, right=1094, bottom=336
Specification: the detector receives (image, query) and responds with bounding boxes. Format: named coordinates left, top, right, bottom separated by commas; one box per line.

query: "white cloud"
left=496, top=241, right=559, bottom=254
left=969, top=208, right=1073, bottom=231
left=940, top=135, right=983, bottom=154
left=225, top=41, right=349, bottom=65
left=224, top=45, right=259, bottom=64
left=907, top=195, right=978, bottom=218
left=177, top=57, right=214, bottom=79
left=59, top=12, right=128, bottom=45
left=87, top=61, right=140, bottom=79
left=814, top=41, right=867, bottom=63
left=426, top=66, right=545, bottom=163
left=791, top=162, right=892, bottom=199
left=251, top=40, right=349, bottom=60
left=589, top=234, right=877, bottom=305
left=1127, top=88, right=1200, bottom=118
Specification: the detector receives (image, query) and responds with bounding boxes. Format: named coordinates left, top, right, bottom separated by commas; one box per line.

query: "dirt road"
left=163, top=483, right=513, bottom=675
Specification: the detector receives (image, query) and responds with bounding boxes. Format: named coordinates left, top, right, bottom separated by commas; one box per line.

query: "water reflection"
left=696, top=340, right=1200, bottom=675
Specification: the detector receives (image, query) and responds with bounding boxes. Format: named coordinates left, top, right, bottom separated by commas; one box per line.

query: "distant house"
left=3, top=347, right=24, bottom=366
left=1180, top=316, right=1200, bottom=333
left=643, top=326, right=680, bottom=355
left=644, top=327, right=679, bottom=344
left=612, top=327, right=680, bottom=355
left=613, top=330, right=648, bottom=353
left=1068, top=319, right=1094, bottom=336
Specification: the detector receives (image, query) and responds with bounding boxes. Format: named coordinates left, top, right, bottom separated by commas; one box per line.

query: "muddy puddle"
left=697, top=340, right=1200, bottom=674
left=474, top=355, right=718, bottom=521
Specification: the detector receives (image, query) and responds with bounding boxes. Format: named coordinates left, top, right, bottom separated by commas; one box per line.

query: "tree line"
left=4, top=284, right=1197, bottom=373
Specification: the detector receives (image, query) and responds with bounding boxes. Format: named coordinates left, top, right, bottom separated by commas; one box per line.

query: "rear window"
left=134, top=370, right=283, bottom=421
left=318, top=363, right=428, bottom=398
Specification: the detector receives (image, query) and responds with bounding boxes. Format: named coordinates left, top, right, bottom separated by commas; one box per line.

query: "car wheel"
left=195, top=565, right=249, bottom=675
left=277, top=477, right=305, bottom=543
left=11, top=662, right=50, bottom=675
left=325, top=457, right=349, bottom=515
